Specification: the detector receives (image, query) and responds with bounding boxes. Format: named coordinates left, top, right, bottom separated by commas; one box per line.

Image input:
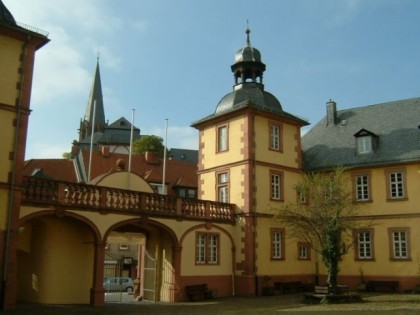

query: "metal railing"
left=22, top=176, right=235, bottom=224
left=16, top=21, right=49, bottom=37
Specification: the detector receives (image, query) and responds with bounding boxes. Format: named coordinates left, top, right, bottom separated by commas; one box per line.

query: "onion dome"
left=214, top=27, right=282, bottom=115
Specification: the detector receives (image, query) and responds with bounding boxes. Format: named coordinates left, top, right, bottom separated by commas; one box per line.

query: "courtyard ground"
left=4, top=293, right=420, bottom=315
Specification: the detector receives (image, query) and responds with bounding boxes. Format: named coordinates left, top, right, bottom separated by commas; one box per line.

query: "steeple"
left=79, top=59, right=106, bottom=141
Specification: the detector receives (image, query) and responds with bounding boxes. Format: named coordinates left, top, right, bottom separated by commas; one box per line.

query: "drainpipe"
left=3, top=33, right=30, bottom=305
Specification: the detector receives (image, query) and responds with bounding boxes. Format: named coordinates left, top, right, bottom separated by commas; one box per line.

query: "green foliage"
left=278, top=167, right=368, bottom=289
left=132, top=135, right=165, bottom=156
left=62, top=152, right=72, bottom=159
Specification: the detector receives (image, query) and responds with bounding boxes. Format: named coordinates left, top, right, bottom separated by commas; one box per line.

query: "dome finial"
left=246, top=20, right=251, bottom=46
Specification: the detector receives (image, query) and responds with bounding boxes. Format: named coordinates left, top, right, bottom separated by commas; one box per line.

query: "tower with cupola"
left=192, top=27, right=309, bottom=295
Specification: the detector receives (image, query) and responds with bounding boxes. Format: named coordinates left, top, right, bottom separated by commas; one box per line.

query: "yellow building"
left=2, top=0, right=420, bottom=308
left=0, top=1, right=49, bottom=308
left=191, top=27, right=311, bottom=295
left=302, top=98, right=420, bottom=290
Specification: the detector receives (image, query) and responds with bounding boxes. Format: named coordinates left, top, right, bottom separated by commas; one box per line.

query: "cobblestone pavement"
left=4, top=293, right=420, bottom=315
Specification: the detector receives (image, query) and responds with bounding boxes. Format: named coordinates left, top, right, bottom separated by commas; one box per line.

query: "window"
left=351, top=172, right=372, bottom=202
left=196, top=233, right=219, bottom=264
left=269, top=122, right=282, bottom=151
left=355, top=230, right=374, bottom=260
left=217, top=125, right=228, bottom=152
left=177, top=188, right=197, bottom=199
left=270, top=170, right=284, bottom=201
left=119, top=244, right=129, bottom=251
left=271, top=228, right=285, bottom=260
left=354, top=129, right=377, bottom=155
left=298, top=242, right=311, bottom=260
left=389, top=229, right=410, bottom=260
left=385, top=168, right=407, bottom=200
left=217, top=172, right=229, bottom=202
left=296, top=187, right=307, bottom=204
left=357, top=136, right=372, bottom=154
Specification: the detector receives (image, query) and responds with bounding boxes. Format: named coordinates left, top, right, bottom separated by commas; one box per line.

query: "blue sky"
left=5, top=0, right=420, bottom=160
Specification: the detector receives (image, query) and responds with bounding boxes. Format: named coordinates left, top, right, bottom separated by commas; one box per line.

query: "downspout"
left=3, top=33, right=30, bottom=302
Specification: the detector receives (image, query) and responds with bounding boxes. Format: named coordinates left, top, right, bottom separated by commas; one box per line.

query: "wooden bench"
left=366, top=280, right=398, bottom=292
left=185, top=284, right=212, bottom=301
left=274, top=281, right=303, bottom=293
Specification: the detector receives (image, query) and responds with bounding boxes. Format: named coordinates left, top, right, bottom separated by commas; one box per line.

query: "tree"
left=277, top=168, right=368, bottom=292
left=132, top=135, right=165, bottom=157
left=62, top=152, right=72, bottom=159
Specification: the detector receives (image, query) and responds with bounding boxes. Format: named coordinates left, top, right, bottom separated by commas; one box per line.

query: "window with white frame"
left=269, top=124, right=281, bottom=150
left=356, top=230, right=373, bottom=260
left=217, top=172, right=229, bottom=202
left=355, top=174, right=370, bottom=201
left=390, top=229, right=409, bottom=260
left=298, top=242, right=310, bottom=260
left=270, top=171, right=283, bottom=201
left=271, top=228, right=285, bottom=260
left=217, top=125, right=228, bottom=152
left=357, top=136, right=372, bottom=154
left=389, top=171, right=405, bottom=199
left=196, top=233, right=219, bottom=264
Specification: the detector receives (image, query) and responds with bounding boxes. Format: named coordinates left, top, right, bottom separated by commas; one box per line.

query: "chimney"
left=145, top=151, right=160, bottom=164
left=326, top=99, right=337, bottom=126
left=101, top=145, right=110, bottom=157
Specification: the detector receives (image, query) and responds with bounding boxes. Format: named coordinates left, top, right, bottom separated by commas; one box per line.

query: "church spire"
left=79, top=59, right=106, bottom=141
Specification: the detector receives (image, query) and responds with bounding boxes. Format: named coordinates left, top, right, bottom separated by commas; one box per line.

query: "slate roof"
left=169, top=148, right=198, bottom=164
left=302, top=97, right=420, bottom=171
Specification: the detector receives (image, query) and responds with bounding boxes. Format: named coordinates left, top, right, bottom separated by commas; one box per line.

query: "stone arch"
left=103, top=218, right=179, bottom=302
left=17, top=210, right=101, bottom=305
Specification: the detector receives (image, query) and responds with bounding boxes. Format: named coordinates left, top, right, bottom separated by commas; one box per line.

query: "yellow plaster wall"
left=0, top=35, right=20, bottom=105
left=95, top=171, right=154, bottom=193
left=199, top=117, right=245, bottom=169
left=256, top=217, right=315, bottom=277
left=254, top=166, right=302, bottom=214
left=180, top=226, right=233, bottom=276
left=254, top=116, right=300, bottom=168
left=17, top=217, right=94, bottom=304
left=354, top=164, right=420, bottom=216
left=340, top=217, right=420, bottom=277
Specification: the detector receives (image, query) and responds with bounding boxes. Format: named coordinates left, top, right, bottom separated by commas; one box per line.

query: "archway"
left=104, top=219, right=179, bottom=303
left=17, top=213, right=99, bottom=304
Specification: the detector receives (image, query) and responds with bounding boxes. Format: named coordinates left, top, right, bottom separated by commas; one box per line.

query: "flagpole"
left=128, top=109, right=135, bottom=173
left=88, top=100, right=97, bottom=184
left=162, top=118, right=168, bottom=195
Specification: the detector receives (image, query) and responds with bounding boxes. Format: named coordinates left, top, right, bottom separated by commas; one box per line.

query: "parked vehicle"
left=103, top=277, right=134, bottom=292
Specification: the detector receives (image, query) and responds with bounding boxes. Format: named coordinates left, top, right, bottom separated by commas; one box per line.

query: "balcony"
left=22, top=176, right=236, bottom=224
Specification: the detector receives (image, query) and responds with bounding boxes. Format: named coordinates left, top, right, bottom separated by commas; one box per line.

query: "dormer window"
left=357, top=136, right=372, bottom=154
left=354, top=129, right=377, bottom=155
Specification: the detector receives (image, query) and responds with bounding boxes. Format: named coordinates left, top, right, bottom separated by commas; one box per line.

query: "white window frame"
left=357, top=231, right=372, bottom=260
left=357, top=136, right=372, bottom=154
left=355, top=175, right=369, bottom=201
left=392, top=230, right=409, bottom=259
left=270, top=125, right=280, bottom=150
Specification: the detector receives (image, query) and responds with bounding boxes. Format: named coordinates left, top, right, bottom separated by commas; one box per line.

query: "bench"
left=366, top=280, right=398, bottom=292
left=185, top=284, right=212, bottom=301
left=274, top=281, right=303, bottom=293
